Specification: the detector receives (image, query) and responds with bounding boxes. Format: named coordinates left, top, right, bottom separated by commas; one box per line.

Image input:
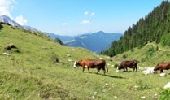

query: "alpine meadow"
left=0, top=0, right=170, bottom=100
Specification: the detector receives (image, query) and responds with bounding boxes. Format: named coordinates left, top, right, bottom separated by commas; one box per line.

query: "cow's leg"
left=82, top=67, right=85, bottom=72
left=126, top=67, right=128, bottom=72
left=97, top=67, right=101, bottom=74
left=124, top=68, right=126, bottom=72
left=160, top=69, right=163, bottom=73
left=87, top=67, right=90, bottom=72
left=102, top=67, right=106, bottom=75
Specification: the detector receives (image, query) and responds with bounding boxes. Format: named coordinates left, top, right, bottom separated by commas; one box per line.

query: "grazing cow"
left=154, top=62, right=170, bottom=73
left=74, top=59, right=108, bottom=74
left=117, top=60, right=138, bottom=72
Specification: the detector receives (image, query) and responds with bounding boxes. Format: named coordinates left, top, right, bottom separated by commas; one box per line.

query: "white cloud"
left=84, top=11, right=89, bottom=16
left=91, top=12, right=95, bottom=16
left=81, top=20, right=91, bottom=24
left=84, top=11, right=95, bottom=16
left=0, top=0, right=15, bottom=17
left=15, top=15, right=28, bottom=25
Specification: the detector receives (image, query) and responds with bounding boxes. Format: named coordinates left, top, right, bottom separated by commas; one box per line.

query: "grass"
left=0, top=24, right=170, bottom=100
left=113, top=42, right=170, bottom=67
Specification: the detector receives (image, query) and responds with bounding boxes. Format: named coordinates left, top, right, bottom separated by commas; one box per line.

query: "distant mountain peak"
left=0, top=15, right=41, bottom=33
left=0, top=15, right=21, bottom=27
left=97, top=31, right=104, bottom=33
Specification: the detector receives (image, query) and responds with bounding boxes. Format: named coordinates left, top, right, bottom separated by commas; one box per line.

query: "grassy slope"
left=0, top=25, right=170, bottom=100
left=114, top=42, right=170, bottom=67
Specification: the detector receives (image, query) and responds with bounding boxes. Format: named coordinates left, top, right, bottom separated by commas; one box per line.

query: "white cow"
left=142, top=67, right=155, bottom=75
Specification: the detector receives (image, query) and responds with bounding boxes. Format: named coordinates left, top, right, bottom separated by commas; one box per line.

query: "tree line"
left=102, top=1, right=170, bottom=57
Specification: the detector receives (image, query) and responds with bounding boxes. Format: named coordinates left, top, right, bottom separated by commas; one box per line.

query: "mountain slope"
left=49, top=31, right=122, bottom=53
left=47, top=33, right=75, bottom=43
left=103, top=1, right=170, bottom=56
left=66, top=31, right=122, bottom=53
left=113, top=42, right=170, bottom=67
left=0, top=15, right=41, bottom=33
left=0, top=21, right=170, bottom=100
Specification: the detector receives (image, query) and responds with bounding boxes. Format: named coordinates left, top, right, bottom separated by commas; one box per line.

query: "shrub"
left=145, top=46, right=156, bottom=58
left=54, top=38, right=63, bottom=45
left=161, top=33, right=170, bottom=46
left=122, top=54, right=128, bottom=59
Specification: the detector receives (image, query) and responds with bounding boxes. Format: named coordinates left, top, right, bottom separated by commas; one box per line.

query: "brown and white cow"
left=117, top=60, right=138, bottom=72
left=74, top=59, right=108, bottom=74
left=154, top=62, right=170, bottom=73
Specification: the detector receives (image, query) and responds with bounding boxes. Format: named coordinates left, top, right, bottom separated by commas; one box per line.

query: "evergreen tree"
left=103, top=1, right=170, bottom=57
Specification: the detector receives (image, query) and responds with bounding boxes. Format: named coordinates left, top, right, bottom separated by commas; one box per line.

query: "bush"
left=160, top=89, right=170, bottom=100
left=161, top=33, right=170, bottom=46
left=145, top=46, right=156, bottom=58
left=54, top=38, right=63, bottom=45
left=122, top=54, right=128, bottom=59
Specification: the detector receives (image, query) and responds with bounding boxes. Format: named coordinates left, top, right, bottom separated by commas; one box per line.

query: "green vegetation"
left=113, top=42, right=170, bottom=67
left=54, top=38, right=64, bottom=45
left=161, top=33, right=170, bottom=46
left=0, top=23, right=170, bottom=99
left=103, top=1, right=170, bottom=57
left=160, top=89, right=170, bottom=100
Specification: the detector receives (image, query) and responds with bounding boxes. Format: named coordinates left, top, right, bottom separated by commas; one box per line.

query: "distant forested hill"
left=103, top=1, right=170, bottom=57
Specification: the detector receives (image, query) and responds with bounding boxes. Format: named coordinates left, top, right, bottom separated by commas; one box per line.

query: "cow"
left=73, top=59, right=108, bottom=75
left=154, top=62, right=170, bottom=73
left=117, top=60, right=138, bottom=72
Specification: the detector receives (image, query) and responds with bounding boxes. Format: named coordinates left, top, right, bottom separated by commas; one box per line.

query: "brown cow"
left=117, top=60, right=138, bottom=72
left=154, top=62, right=170, bottom=73
left=73, top=59, right=108, bottom=74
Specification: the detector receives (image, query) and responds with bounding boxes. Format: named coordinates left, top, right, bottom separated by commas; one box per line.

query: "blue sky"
left=1, top=0, right=163, bottom=36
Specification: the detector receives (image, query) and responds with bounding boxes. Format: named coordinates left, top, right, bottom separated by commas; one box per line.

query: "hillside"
left=48, top=31, right=122, bottom=53
left=113, top=42, right=170, bottom=67
left=103, top=1, right=170, bottom=57
left=0, top=23, right=170, bottom=99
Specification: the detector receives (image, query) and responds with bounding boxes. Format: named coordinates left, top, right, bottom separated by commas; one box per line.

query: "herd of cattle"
left=73, top=59, right=170, bottom=75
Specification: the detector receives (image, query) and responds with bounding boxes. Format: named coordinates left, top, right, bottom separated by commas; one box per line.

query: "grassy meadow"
left=0, top=24, right=170, bottom=100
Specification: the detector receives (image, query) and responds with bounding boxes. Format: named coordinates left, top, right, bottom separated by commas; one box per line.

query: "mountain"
left=47, top=33, right=74, bottom=43
left=0, top=15, right=21, bottom=27
left=48, top=31, right=122, bottom=53
left=0, top=15, right=41, bottom=33
left=103, top=1, right=170, bottom=57
left=66, top=31, right=122, bottom=53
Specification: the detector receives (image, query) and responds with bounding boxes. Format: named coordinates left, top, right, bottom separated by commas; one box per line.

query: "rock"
left=141, top=96, right=146, bottom=99
left=116, top=70, right=119, bottom=73
left=68, top=59, right=73, bottom=62
left=160, top=73, right=167, bottom=77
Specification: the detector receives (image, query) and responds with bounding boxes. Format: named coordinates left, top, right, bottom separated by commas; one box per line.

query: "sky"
left=0, top=0, right=163, bottom=36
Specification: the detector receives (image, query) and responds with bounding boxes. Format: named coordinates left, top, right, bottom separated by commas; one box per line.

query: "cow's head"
left=116, top=63, right=123, bottom=70
left=73, top=61, right=81, bottom=68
